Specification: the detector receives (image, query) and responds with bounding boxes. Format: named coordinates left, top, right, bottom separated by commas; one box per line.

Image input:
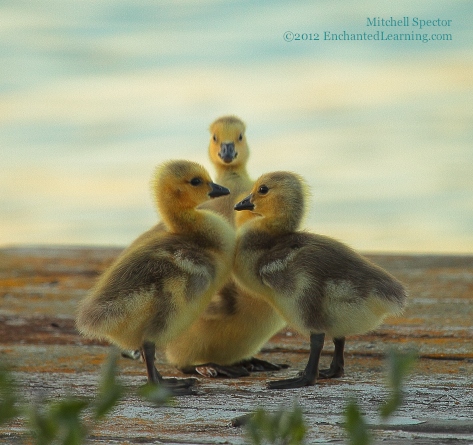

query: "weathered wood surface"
left=0, top=246, right=472, bottom=444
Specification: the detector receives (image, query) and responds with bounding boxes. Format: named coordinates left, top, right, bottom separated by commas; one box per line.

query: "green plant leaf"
left=49, top=397, right=89, bottom=445
left=245, top=404, right=306, bottom=445
left=385, top=348, right=417, bottom=391
left=138, top=383, right=174, bottom=407
left=380, top=348, right=417, bottom=418
left=344, top=398, right=371, bottom=445
left=0, top=367, right=20, bottom=425
left=27, top=401, right=59, bottom=445
left=94, top=352, right=125, bottom=420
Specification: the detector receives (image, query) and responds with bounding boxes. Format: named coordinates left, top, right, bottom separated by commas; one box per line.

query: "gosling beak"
left=218, top=142, right=238, bottom=164
left=208, top=182, right=230, bottom=198
left=234, top=194, right=254, bottom=211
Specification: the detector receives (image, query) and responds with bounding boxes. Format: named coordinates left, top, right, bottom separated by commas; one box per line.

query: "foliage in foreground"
left=244, top=348, right=417, bottom=445
left=0, top=351, right=172, bottom=445
left=245, top=404, right=306, bottom=445
left=1, top=347, right=417, bottom=445
left=343, top=347, right=418, bottom=445
left=0, top=366, right=21, bottom=426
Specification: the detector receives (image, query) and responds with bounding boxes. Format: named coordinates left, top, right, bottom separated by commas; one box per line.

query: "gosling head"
left=234, top=171, right=308, bottom=233
left=153, top=160, right=230, bottom=211
left=208, top=115, right=249, bottom=168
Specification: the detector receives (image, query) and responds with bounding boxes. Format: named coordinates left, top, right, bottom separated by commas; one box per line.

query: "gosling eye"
left=258, top=185, right=269, bottom=195
left=238, top=133, right=243, bottom=142
left=212, top=134, right=217, bottom=143
left=190, top=177, right=203, bottom=186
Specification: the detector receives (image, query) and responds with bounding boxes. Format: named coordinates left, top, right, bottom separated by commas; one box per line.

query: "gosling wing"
left=92, top=235, right=215, bottom=304
left=257, top=232, right=312, bottom=295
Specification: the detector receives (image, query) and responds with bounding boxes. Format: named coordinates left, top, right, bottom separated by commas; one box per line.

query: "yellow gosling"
left=76, top=160, right=235, bottom=394
left=199, top=115, right=253, bottom=226
left=164, top=279, right=286, bottom=376
left=233, top=172, right=407, bottom=389
left=164, top=116, right=286, bottom=377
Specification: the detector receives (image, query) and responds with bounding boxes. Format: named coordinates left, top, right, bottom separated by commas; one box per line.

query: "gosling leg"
left=140, top=342, right=197, bottom=393
left=267, top=333, right=324, bottom=390
left=318, top=337, right=345, bottom=379
left=141, top=341, right=161, bottom=384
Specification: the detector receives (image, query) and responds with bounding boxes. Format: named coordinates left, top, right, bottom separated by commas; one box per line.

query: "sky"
left=1, top=0, right=472, bottom=253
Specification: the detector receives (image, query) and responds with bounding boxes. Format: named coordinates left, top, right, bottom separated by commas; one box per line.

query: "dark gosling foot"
left=318, top=366, right=344, bottom=379
left=160, top=377, right=198, bottom=388
left=241, top=357, right=289, bottom=372
left=181, top=358, right=288, bottom=378
left=141, top=341, right=197, bottom=390
left=194, top=363, right=250, bottom=378
left=166, top=385, right=197, bottom=396
left=121, top=350, right=141, bottom=360
left=267, top=372, right=317, bottom=390
left=267, top=333, right=325, bottom=389
left=150, top=382, right=197, bottom=396
left=141, top=380, right=197, bottom=397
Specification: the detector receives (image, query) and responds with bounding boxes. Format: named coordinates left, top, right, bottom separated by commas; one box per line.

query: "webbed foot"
left=160, top=383, right=197, bottom=396
left=318, top=365, right=344, bottom=379
left=267, top=333, right=324, bottom=390
left=182, top=356, right=289, bottom=378
left=140, top=341, right=197, bottom=394
left=240, top=357, right=289, bottom=372
left=121, top=350, right=141, bottom=360
left=194, top=363, right=250, bottom=378
left=267, top=372, right=317, bottom=390
left=144, top=380, right=197, bottom=396
left=160, top=376, right=198, bottom=387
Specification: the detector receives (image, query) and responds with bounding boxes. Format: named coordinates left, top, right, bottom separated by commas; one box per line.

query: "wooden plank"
left=1, top=247, right=472, bottom=444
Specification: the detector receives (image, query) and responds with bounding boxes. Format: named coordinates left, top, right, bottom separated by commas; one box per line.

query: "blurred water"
left=1, top=0, right=472, bottom=253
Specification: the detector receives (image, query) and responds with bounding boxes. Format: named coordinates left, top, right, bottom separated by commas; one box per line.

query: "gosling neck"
left=213, top=161, right=249, bottom=180
left=245, top=212, right=300, bottom=238
left=156, top=195, right=206, bottom=235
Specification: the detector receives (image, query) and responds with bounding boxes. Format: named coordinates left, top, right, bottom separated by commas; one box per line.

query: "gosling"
left=233, top=172, right=407, bottom=389
left=199, top=115, right=253, bottom=226
left=165, top=116, right=286, bottom=377
left=76, top=160, right=236, bottom=394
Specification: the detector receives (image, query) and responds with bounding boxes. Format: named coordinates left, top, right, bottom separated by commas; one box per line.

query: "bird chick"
left=164, top=116, right=286, bottom=377
left=76, top=160, right=236, bottom=394
left=233, top=172, right=407, bottom=389
left=199, top=115, right=253, bottom=226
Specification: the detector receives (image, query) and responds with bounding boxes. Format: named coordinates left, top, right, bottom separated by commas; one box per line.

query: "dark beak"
left=208, top=182, right=230, bottom=198
left=218, top=142, right=238, bottom=164
left=234, top=194, right=254, bottom=211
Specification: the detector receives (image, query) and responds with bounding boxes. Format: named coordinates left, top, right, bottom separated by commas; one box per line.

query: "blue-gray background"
left=1, top=0, right=472, bottom=253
